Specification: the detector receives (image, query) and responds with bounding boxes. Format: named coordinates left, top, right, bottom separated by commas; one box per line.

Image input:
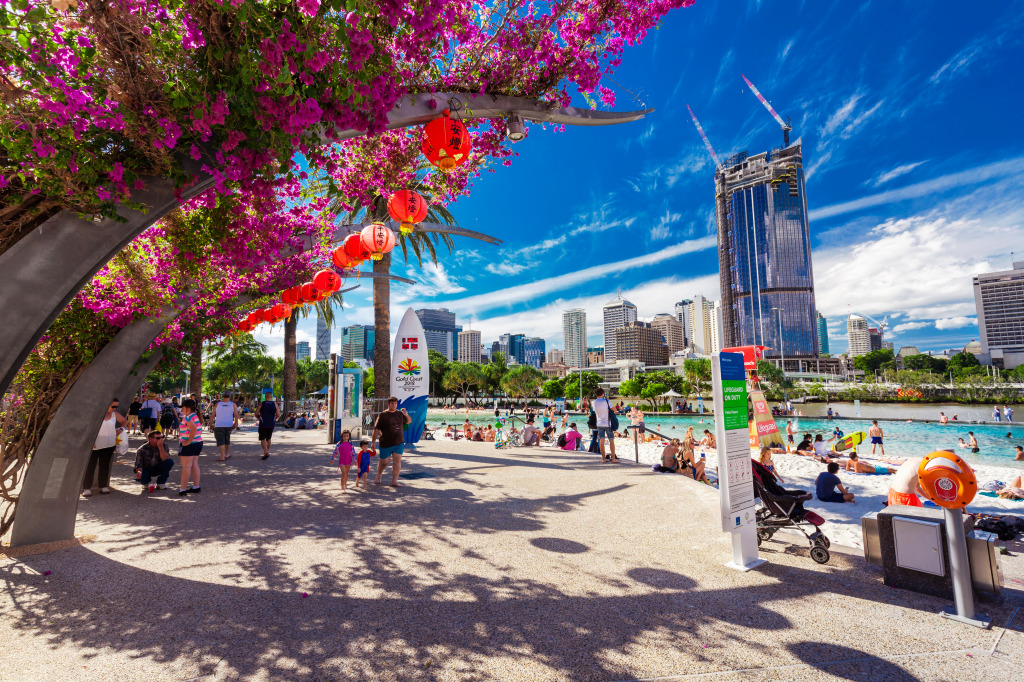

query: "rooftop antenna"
left=686, top=104, right=722, bottom=169
left=741, top=74, right=792, bottom=146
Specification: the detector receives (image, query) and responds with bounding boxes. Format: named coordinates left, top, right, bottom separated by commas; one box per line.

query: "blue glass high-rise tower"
left=716, top=142, right=820, bottom=357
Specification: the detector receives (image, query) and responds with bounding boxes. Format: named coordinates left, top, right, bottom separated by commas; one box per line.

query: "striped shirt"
left=179, top=413, right=204, bottom=446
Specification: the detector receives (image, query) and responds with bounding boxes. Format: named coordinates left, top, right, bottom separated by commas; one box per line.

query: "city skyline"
left=257, top=2, right=1023, bottom=362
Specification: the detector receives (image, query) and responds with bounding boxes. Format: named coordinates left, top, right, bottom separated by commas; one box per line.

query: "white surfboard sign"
left=390, top=307, right=429, bottom=445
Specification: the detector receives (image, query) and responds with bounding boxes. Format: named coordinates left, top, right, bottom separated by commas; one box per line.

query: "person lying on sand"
left=998, top=476, right=1024, bottom=499
left=844, top=453, right=896, bottom=475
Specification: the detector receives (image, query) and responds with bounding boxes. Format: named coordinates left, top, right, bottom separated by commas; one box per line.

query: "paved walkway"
left=2, top=427, right=1023, bottom=681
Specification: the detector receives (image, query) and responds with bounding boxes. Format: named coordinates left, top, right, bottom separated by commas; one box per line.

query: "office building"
left=458, top=330, right=481, bottom=364
left=587, top=347, right=605, bottom=365
left=491, top=341, right=501, bottom=359
left=974, top=261, right=1024, bottom=369
left=296, top=341, right=310, bottom=361
left=674, top=299, right=693, bottom=347
left=869, top=327, right=883, bottom=352
left=499, top=333, right=526, bottom=364
left=710, top=300, right=723, bottom=354
left=715, top=142, right=820, bottom=357
left=615, top=321, right=668, bottom=366
left=847, top=314, right=870, bottom=357
left=562, top=308, right=587, bottom=368
left=686, top=294, right=721, bottom=356
left=603, top=293, right=637, bottom=363
left=415, top=308, right=459, bottom=360
left=479, top=345, right=490, bottom=363
left=341, top=324, right=375, bottom=364
left=651, top=314, right=684, bottom=354
left=816, top=313, right=830, bottom=355
left=547, top=348, right=563, bottom=364
left=524, top=337, right=546, bottom=368
left=315, top=314, right=331, bottom=361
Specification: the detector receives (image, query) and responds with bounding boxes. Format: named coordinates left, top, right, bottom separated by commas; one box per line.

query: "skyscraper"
left=674, top=299, right=693, bottom=347
left=847, top=314, right=870, bottom=357
left=315, top=314, right=331, bottom=361
left=524, top=337, right=546, bottom=369
left=498, top=333, right=525, bottom=364
left=341, top=324, right=375, bottom=363
left=816, top=312, right=830, bottom=355
left=547, top=348, right=563, bottom=364
left=716, top=143, right=820, bottom=358
left=562, top=308, right=587, bottom=368
left=687, top=295, right=720, bottom=356
left=296, top=341, right=311, bottom=361
left=458, top=330, right=481, bottom=363
left=650, top=314, right=684, bottom=354
left=415, top=308, right=458, bottom=360
left=602, top=293, right=637, bottom=363
left=615, top=322, right=667, bottom=365
left=974, top=261, right=1024, bottom=369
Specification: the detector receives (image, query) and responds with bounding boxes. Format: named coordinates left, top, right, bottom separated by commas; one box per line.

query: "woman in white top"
left=83, top=397, right=128, bottom=497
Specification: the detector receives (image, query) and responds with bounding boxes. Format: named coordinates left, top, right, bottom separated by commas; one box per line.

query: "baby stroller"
left=751, top=460, right=832, bottom=564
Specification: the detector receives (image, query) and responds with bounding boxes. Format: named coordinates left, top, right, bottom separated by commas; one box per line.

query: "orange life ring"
left=917, top=450, right=977, bottom=509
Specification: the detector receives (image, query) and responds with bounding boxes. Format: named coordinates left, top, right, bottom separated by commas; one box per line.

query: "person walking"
left=139, top=392, right=161, bottom=433
left=993, top=406, right=1002, bottom=422
left=592, top=388, right=618, bottom=463
left=127, top=396, right=142, bottom=434
left=372, top=397, right=411, bottom=487
left=257, top=393, right=280, bottom=460
left=82, top=397, right=128, bottom=497
left=212, top=391, right=240, bottom=461
left=134, top=430, right=174, bottom=493
left=178, top=398, right=203, bottom=496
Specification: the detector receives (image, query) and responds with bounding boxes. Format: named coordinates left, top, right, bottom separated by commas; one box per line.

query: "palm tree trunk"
left=373, top=252, right=391, bottom=402
left=189, top=340, right=203, bottom=396
left=283, top=314, right=298, bottom=414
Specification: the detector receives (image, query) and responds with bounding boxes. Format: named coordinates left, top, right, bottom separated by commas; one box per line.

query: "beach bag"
left=115, top=431, right=130, bottom=457
left=610, top=410, right=619, bottom=431
left=556, top=433, right=567, bottom=448
left=587, top=410, right=597, bottom=430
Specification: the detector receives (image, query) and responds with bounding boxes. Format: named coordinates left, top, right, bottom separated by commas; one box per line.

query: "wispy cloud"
left=710, top=49, right=735, bottom=101
left=935, top=316, right=976, bottom=331
left=890, top=321, right=929, bottom=335
left=819, top=94, right=861, bottom=142
left=436, top=236, right=717, bottom=315
left=485, top=262, right=527, bottom=276
left=415, top=262, right=466, bottom=296
left=929, top=43, right=984, bottom=86
left=650, top=210, right=683, bottom=241
left=868, top=161, right=927, bottom=187
left=810, top=156, right=1024, bottom=221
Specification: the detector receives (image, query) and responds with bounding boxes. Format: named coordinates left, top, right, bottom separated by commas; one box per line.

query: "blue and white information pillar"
left=712, top=351, right=765, bottom=571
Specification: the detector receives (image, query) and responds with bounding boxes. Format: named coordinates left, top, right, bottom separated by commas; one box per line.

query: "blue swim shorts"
left=377, top=444, right=404, bottom=460
left=596, top=427, right=615, bottom=440
left=871, top=436, right=883, bottom=445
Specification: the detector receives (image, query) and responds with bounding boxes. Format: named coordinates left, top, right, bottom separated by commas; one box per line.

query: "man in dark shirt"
left=134, top=431, right=174, bottom=493
left=257, top=394, right=280, bottom=460
left=815, top=462, right=855, bottom=503
left=127, top=398, right=143, bottom=434
left=373, top=396, right=412, bottom=486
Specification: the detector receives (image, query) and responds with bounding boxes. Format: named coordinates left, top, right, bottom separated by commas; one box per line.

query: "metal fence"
left=361, top=397, right=391, bottom=439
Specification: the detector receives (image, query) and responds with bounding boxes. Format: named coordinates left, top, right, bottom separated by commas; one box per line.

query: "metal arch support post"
left=0, top=95, right=645, bottom=398
left=10, top=301, right=189, bottom=547
left=114, top=349, right=166, bottom=418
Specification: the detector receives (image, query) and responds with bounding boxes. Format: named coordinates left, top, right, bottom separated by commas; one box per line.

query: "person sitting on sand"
left=845, top=453, right=896, bottom=475
left=794, top=432, right=813, bottom=454
left=888, top=457, right=925, bottom=507
left=522, top=418, right=542, bottom=446
left=562, top=423, right=583, bottom=450
left=678, top=439, right=708, bottom=482
left=463, top=419, right=472, bottom=437
left=816, top=462, right=855, bottom=503
left=699, top=429, right=716, bottom=450
left=812, top=434, right=831, bottom=461
left=758, top=446, right=783, bottom=483
left=654, top=439, right=680, bottom=473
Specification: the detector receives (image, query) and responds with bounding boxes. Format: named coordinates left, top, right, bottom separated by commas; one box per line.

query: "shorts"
left=140, top=417, right=157, bottom=432
left=888, top=490, right=922, bottom=507
left=213, top=426, right=232, bottom=446
left=787, top=434, right=794, bottom=442
left=596, top=427, right=614, bottom=440
left=870, top=436, right=883, bottom=445
left=258, top=426, right=274, bottom=441
left=971, top=447, right=980, bottom=453
left=873, top=465, right=890, bottom=474
left=818, top=491, right=847, bottom=503
left=179, top=442, right=203, bottom=458
left=378, top=443, right=404, bottom=460
left=358, top=452, right=371, bottom=476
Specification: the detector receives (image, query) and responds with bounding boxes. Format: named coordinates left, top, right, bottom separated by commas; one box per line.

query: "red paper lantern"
left=332, top=245, right=354, bottom=270
left=281, top=288, right=295, bottom=306
left=421, top=109, right=471, bottom=170
left=360, top=223, right=396, bottom=261
left=271, top=303, right=290, bottom=320
left=313, top=269, right=342, bottom=293
left=343, top=233, right=370, bottom=262
left=300, top=282, right=317, bottom=303
left=387, top=190, right=428, bottom=235
left=246, top=311, right=259, bottom=326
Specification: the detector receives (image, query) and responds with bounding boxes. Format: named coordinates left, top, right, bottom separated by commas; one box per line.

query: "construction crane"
left=851, top=310, right=889, bottom=339
left=686, top=104, right=722, bottom=170
left=741, top=74, right=792, bottom=146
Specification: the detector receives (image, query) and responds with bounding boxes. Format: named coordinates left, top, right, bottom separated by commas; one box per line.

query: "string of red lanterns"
left=387, top=189, right=428, bottom=235
left=421, top=108, right=471, bottom=170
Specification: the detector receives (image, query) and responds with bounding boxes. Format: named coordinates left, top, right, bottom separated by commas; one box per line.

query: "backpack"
left=556, top=433, right=567, bottom=448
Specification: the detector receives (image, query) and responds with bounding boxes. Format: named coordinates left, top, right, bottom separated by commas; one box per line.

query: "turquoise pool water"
left=427, top=410, right=1024, bottom=470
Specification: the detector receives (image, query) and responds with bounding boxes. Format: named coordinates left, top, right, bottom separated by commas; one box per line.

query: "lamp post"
left=771, top=307, right=785, bottom=376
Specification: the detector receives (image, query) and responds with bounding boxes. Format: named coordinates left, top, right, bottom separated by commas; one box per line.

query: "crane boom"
left=741, top=74, right=792, bottom=145
left=686, top=104, right=721, bottom=169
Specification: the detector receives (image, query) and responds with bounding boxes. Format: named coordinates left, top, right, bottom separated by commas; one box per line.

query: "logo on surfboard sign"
left=397, top=359, right=421, bottom=376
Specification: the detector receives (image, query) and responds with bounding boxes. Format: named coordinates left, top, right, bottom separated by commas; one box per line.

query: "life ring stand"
left=918, top=450, right=977, bottom=509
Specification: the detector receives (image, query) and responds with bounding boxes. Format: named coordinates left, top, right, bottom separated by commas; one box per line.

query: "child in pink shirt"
left=333, top=430, right=354, bottom=493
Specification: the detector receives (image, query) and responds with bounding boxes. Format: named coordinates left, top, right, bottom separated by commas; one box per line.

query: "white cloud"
left=650, top=210, right=682, bottom=241
left=929, top=43, right=983, bottom=85
left=890, top=321, right=929, bottom=335
left=868, top=161, right=927, bottom=187
left=935, top=316, right=976, bottom=330
left=416, top=261, right=466, bottom=296
left=818, top=94, right=861, bottom=141
left=485, top=261, right=527, bottom=276
left=810, top=156, right=1024, bottom=221
left=436, top=236, right=718, bottom=315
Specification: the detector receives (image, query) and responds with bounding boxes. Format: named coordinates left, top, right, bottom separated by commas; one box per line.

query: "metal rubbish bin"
left=861, top=508, right=1003, bottom=600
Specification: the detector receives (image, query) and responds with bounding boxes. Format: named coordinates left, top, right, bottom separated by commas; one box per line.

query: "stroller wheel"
left=810, top=546, right=830, bottom=564
left=757, top=528, right=774, bottom=542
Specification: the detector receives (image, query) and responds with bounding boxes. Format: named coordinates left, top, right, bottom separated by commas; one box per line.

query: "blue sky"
left=263, top=1, right=1024, bottom=360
